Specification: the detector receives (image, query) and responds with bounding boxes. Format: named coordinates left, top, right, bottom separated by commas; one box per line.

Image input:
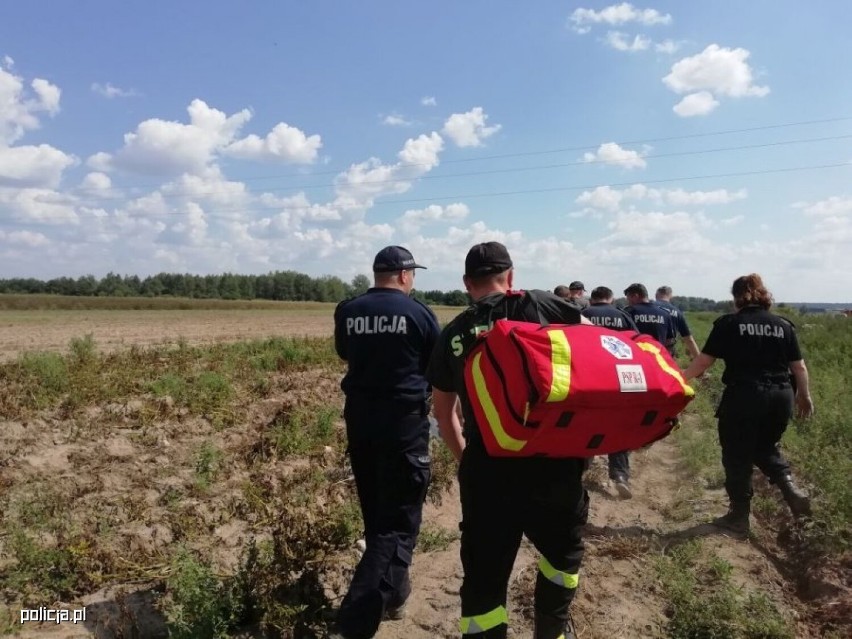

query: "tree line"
left=0, top=272, right=471, bottom=306
left=0, top=271, right=735, bottom=310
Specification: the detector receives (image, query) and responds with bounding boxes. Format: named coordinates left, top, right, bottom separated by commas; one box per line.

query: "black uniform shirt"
left=701, top=305, right=802, bottom=385
left=624, top=301, right=674, bottom=344
left=334, top=288, right=440, bottom=403
left=426, top=290, right=581, bottom=443
left=582, top=302, right=638, bottom=332
left=656, top=299, right=692, bottom=341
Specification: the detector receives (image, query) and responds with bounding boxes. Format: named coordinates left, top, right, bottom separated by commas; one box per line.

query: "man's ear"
left=462, top=274, right=471, bottom=292
left=507, top=269, right=514, bottom=289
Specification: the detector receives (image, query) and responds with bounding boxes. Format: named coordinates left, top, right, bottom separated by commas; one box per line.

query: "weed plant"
left=655, top=539, right=792, bottom=638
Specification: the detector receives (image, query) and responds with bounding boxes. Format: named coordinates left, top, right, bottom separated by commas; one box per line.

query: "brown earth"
left=0, top=307, right=461, bottom=362
left=2, top=316, right=848, bottom=638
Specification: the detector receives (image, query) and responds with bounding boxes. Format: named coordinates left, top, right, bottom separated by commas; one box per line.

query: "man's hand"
left=795, top=393, right=814, bottom=419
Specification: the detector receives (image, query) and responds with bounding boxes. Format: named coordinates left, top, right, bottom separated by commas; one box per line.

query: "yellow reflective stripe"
left=471, top=352, right=527, bottom=452
left=546, top=329, right=572, bottom=402
left=538, top=556, right=579, bottom=589
left=459, top=605, right=508, bottom=634
left=637, top=341, right=695, bottom=397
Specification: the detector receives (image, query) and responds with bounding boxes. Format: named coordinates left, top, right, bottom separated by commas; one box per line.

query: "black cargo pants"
left=336, top=396, right=431, bottom=639
left=458, top=444, right=588, bottom=639
left=716, top=382, right=794, bottom=503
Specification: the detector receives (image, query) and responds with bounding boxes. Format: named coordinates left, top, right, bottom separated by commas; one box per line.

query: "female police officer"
left=682, top=273, right=814, bottom=536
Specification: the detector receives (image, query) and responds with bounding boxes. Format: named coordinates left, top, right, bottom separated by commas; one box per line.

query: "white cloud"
left=442, top=107, right=501, bottom=148
left=111, top=99, right=252, bottom=176
left=582, top=142, right=647, bottom=169
left=794, top=196, right=852, bottom=217
left=720, top=216, right=744, bottom=226
left=672, top=91, right=720, bottom=117
left=570, top=3, right=672, bottom=32
left=0, top=187, right=79, bottom=224
left=605, top=31, right=650, bottom=52
left=399, top=203, right=469, bottom=232
left=334, top=132, right=444, bottom=212
left=225, top=121, right=322, bottom=164
left=663, top=44, right=769, bottom=102
left=0, top=63, right=62, bottom=145
left=80, top=172, right=112, bottom=193
left=382, top=113, right=412, bottom=126
left=0, top=144, right=77, bottom=188
left=2, top=55, right=13, bottom=69
left=0, top=229, right=50, bottom=247
left=576, top=184, right=747, bottom=210
left=655, top=39, right=681, bottom=54
left=91, top=82, right=138, bottom=99
left=421, top=96, right=437, bottom=107
left=86, top=151, right=113, bottom=172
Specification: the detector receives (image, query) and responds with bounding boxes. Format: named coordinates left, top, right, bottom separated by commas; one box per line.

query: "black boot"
left=712, top=500, right=750, bottom=536
left=534, top=612, right=576, bottom=639
left=777, top=474, right=811, bottom=517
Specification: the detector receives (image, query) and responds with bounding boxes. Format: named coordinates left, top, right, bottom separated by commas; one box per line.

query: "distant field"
left=0, top=295, right=463, bottom=361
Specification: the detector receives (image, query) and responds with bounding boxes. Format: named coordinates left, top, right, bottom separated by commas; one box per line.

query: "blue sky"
left=1, top=1, right=850, bottom=302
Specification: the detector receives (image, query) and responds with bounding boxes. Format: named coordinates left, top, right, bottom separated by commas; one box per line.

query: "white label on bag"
left=616, top=364, right=647, bottom=392
left=600, top=335, right=633, bottom=360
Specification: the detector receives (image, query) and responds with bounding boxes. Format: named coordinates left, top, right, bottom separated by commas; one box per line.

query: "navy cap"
left=465, top=241, right=513, bottom=277
left=372, top=245, right=426, bottom=272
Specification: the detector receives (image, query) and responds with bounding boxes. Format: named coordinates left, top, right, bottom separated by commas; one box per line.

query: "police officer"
left=623, top=282, right=675, bottom=345
left=655, top=285, right=700, bottom=359
left=427, top=242, right=589, bottom=639
left=616, top=283, right=676, bottom=494
left=682, top=273, right=814, bottom=536
left=331, top=245, right=440, bottom=639
left=582, top=286, right=638, bottom=498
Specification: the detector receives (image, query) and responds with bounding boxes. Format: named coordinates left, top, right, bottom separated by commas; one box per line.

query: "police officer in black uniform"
left=654, top=285, right=700, bottom=359
left=582, top=286, right=638, bottom=498
left=683, top=273, right=814, bottom=536
left=427, top=242, right=589, bottom=639
left=331, top=245, right=440, bottom=639
left=623, top=282, right=675, bottom=345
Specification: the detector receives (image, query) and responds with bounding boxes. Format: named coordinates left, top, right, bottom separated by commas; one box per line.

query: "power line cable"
left=4, top=160, right=849, bottom=223
left=66, top=131, right=852, bottom=204
left=68, top=115, right=852, bottom=195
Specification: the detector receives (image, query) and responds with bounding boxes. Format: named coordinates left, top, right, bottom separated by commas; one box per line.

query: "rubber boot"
left=777, top=474, right=811, bottom=517
left=534, top=613, right=576, bottom=639
left=711, top=500, right=750, bottom=537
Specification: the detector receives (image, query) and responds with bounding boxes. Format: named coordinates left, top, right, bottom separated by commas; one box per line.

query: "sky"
left=1, top=1, right=851, bottom=303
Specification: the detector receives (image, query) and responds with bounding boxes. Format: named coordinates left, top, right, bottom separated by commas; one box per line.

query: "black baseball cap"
left=372, top=245, right=426, bottom=272
left=465, top=241, right=513, bottom=277
left=569, top=281, right=585, bottom=291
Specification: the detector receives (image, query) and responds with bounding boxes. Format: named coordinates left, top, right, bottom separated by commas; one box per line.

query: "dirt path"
left=373, top=437, right=829, bottom=639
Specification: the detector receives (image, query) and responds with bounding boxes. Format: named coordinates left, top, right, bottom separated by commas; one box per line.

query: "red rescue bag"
left=463, top=320, right=694, bottom=458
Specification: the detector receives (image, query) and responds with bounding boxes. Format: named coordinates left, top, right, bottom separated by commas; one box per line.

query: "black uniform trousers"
left=458, top=443, right=588, bottom=639
left=336, top=396, right=431, bottom=639
left=715, top=382, right=793, bottom=503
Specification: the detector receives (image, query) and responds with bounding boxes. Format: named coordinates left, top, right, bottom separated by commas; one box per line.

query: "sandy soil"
left=3, top=316, right=848, bottom=638
left=0, top=308, right=461, bottom=362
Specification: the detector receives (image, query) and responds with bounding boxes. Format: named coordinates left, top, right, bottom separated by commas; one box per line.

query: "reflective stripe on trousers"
left=538, top=556, right=579, bottom=589
left=460, top=605, right=508, bottom=634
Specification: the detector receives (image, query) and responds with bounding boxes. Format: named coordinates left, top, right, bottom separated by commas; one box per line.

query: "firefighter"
left=427, top=242, right=590, bottom=639
left=582, top=286, right=638, bottom=498
left=682, top=273, right=814, bottom=536
left=330, top=246, right=440, bottom=639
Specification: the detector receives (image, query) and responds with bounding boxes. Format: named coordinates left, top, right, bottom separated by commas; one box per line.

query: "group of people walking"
left=329, top=242, right=815, bottom=639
